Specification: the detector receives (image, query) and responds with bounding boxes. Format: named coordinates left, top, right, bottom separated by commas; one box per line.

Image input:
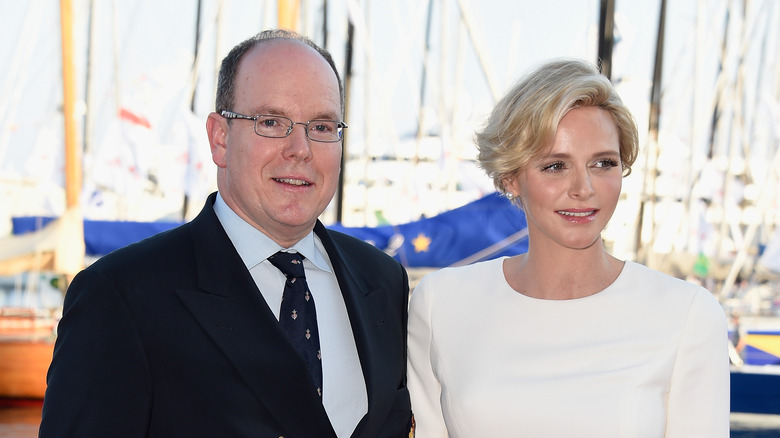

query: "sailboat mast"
left=181, top=0, right=204, bottom=220
left=597, top=0, right=615, bottom=79
left=636, top=0, right=667, bottom=266
left=60, top=0, right=80, bottom=210
left=58, top=0, right=85, bottom=277
left=415, top=0, right=435, bottom=162
left=337, top=20, right=354, bottom=224
left=278, top=0, right=300, bottom=30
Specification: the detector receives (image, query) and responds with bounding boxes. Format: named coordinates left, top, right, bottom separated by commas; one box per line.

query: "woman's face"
left=506, top=106, right=623, bottom=252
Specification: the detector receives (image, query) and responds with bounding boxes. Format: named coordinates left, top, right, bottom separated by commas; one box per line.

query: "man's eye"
left=311, top=122, right=334, bottom=132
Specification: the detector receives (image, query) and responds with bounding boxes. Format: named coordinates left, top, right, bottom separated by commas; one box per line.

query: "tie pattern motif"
left=268, top=251, right=323, bottom=397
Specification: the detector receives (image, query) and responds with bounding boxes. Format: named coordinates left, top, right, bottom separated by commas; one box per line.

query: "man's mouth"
left=274, top=178, right=310, bottom=186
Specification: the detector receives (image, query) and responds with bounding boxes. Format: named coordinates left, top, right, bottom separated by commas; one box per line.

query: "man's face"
left=208, top=40, right=343, bottom=247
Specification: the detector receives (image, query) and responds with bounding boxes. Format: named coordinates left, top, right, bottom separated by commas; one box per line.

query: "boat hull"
left=732, top=366, right=780, bottom=414
left=0, top=340, right=53, bottom=399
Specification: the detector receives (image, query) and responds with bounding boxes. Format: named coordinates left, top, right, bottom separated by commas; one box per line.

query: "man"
left=40, top=29, right=413, bottom=437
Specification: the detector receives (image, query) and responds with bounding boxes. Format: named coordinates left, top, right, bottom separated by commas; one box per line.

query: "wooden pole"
left=58, top=0, right=85, bottom=275
left=278, top=0, right=300, bottom=31
left=60, top=0, right=80, bottom=210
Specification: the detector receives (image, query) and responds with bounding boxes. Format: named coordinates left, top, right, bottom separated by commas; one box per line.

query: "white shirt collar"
left=213, top=192, right=332, bottom=273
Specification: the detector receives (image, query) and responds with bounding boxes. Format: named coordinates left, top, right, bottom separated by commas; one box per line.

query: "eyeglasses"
left=220, top=110, right=347, bottom=143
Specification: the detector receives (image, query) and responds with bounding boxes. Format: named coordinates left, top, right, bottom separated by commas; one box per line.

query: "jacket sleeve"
left=39, top=268, right=152, bottom=437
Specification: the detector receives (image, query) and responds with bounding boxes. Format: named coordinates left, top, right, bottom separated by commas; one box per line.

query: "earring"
left=505, top=192, right=514, bottom=200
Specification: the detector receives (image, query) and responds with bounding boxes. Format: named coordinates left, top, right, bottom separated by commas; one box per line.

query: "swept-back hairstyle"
left=475, top=58, right=638, bottom=197
left=214, top=29, right=345, bottom=116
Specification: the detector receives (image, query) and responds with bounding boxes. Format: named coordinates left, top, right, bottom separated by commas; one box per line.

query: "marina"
left=1, top=0, right=780, bottom=434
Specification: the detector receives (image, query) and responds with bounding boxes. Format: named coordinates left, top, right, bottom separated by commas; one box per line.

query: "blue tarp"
left=11, top=217, right=181, bottom=258
left=330, top=192, right=528, bottom=267
left=12, top=192, right=528, bottom=268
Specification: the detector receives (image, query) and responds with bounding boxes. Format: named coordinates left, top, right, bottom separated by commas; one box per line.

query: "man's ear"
left=206, top=112, right=228, bottom=168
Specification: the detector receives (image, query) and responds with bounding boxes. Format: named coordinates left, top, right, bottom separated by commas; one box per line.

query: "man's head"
left=206, top=30, right=345, bottom=248
left=215, top=29, right=345, bottom=117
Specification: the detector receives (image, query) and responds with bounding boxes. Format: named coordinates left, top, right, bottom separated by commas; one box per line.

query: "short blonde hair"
left=475, top=59, right=638, bottom=196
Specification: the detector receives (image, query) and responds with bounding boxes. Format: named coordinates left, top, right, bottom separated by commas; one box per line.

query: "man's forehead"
left=239, top=41, right=336, bottom=83
left=242, top=39, right=327, bottom=71
left=234, top=40, right=340, bottom=110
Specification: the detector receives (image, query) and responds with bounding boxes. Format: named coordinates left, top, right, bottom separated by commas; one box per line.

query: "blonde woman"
left=407, top=59, right=729, bottom=437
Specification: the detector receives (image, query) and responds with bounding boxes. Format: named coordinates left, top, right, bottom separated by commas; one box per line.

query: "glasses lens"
left=255, top=115, right=291, bottom=138
left=307, top=120, right=341, bottom=142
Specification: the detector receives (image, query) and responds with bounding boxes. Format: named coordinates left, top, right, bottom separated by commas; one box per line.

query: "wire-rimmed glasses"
left=220, top=110, right=347, bottom=143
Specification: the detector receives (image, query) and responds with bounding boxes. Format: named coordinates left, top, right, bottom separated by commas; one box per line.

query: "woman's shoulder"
left=419, top=257, right=504, bottom=283
left=623, top=260, right=704, bottom=292
left=409, top=258, right=507, bottom=314
left=621, top=260, right=723, bottom=316
left=412, top=257, right=505, bottom=297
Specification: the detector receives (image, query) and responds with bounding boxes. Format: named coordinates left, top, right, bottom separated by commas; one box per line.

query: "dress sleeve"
left=407, top=277, right=449, bottom=437
left=664, top=288, right=730, bottom=437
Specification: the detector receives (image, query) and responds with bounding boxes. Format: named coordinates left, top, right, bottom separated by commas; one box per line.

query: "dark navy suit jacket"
left=40, top=193, right=412, bottom=437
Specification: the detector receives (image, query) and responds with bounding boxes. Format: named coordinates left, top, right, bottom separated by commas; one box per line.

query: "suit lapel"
left=176, top=196, right=335, bottom=437
left=314, top=222, right=400, bottom=436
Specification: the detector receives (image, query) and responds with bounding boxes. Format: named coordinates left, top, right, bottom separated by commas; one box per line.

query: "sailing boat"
left=0, top=303, right=58, bottom=399
left=0, top=0, right=84, bottom=399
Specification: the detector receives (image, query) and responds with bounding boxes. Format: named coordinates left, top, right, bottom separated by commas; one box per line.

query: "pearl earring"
left=506, top=192, right=514, bottom=200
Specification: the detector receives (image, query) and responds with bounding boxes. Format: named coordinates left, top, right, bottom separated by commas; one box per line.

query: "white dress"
left=407, top=258, right=729, bottom=438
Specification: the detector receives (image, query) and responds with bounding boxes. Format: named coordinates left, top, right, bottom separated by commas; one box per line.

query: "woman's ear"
left=502, top=175, right=518, bottom=195
left=502, top=175, right=524, bottom=209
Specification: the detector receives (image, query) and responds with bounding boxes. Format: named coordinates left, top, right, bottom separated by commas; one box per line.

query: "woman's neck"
left=503, top=244, right=624, bottom=300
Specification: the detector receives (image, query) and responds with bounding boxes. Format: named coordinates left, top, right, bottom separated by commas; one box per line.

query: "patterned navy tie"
left=268, top=251, right=323, bottom=397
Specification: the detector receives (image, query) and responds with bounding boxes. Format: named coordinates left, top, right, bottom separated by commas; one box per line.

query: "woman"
left=407, top=59, right=729, bottom=437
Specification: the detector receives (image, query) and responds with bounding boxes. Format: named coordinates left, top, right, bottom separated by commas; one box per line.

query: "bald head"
left=215, top=29, right=344, bottom=117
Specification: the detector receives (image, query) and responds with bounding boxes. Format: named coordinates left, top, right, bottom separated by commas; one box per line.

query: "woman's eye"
left=595, top=159, right=619, bottom=169
left=541, top=162, right=565, bottom=172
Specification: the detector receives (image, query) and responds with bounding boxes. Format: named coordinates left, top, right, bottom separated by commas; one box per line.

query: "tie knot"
left=268, top=251, right=306, bottom=279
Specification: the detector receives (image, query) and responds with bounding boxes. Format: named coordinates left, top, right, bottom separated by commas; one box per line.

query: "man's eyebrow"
left=248, top=107, right=284, bottom=116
